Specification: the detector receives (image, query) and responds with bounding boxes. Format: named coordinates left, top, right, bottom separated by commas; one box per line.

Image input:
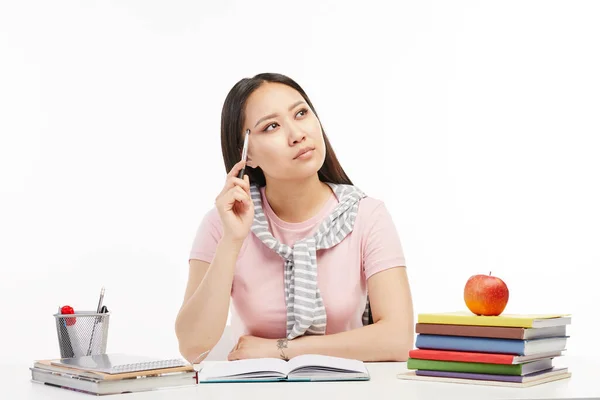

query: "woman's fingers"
left=227, top=160, right=246, bottom=178
left=243, top=174, right=250, bottom=195
left=225, top=186, right=251, bottom=210
left=225, top=176, right=250, bottom=194
left=217, top=161, right=249, bottom=198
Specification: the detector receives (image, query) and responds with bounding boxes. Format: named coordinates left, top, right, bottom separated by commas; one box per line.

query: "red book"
left=408, top=348, right=563, bottom=365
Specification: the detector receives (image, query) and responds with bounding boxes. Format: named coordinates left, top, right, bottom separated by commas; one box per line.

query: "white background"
left=1, top=0, right=599, bottom=367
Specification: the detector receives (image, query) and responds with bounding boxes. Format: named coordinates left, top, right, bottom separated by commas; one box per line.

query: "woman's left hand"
left=227, top=335, right=281, bottom=361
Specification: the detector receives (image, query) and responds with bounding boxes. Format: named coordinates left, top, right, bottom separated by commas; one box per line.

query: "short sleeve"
left=189, top=207, right=223, bottom=263
left=362, top=202, right=407, bottom=279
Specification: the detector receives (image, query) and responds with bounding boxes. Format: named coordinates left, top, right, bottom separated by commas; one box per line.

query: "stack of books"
left=397, top=311, right=572, bottom=388
left=30, top=353, right=198, bottom=395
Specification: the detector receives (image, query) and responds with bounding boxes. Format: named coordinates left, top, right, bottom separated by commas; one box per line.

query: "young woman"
left=175, top=73, right=414, bottom=364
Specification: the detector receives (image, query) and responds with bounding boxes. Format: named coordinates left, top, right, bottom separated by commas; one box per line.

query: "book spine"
left=416, top=334, right=525, bottom=355
left=409, top=349, right=515, bottom=364
left=415, top=323, right=525, bottom=339
left=407, top=359, right=522, bottom=375
left=415, top=369, right=524, bottom=382
left=417, top=315, right=534, bottom=328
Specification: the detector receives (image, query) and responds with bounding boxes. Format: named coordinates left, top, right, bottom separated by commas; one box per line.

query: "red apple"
left=464, top=272, right=509, bottom=316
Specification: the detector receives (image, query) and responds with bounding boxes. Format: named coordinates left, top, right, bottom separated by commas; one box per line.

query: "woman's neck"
left=264, top=175, right=333, bottom=223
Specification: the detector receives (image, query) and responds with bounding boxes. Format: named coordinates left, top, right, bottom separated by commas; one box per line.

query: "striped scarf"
left=249, top=182, right=371, bottom=339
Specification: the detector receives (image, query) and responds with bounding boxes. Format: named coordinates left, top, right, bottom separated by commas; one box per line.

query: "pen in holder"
left=54, top=310, right=110, bottom=358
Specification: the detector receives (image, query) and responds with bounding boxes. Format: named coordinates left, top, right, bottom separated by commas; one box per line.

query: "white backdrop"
left=1, top=1, right=599, bottom=366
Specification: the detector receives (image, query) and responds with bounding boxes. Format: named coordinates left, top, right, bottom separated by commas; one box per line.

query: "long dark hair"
left=220, top=73, right=352, bottom=187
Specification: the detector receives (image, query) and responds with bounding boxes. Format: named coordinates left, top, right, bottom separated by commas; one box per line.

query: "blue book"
left=197, top=354, right=369, bottom=383
left=415, top=334, right=568, bottom=355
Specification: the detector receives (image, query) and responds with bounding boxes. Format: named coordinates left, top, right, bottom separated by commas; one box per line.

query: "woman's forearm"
left=284, top=319, right=414, bottom=362
left=175, top=237, right=243, bottom=363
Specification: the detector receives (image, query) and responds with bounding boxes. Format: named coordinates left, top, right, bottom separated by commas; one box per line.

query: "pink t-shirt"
left=189, top=185, right=406, bottom=343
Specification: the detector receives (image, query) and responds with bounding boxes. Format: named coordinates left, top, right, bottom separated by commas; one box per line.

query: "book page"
left=287, top=354, right=367, bottom=374
left=200, top=358, right=288, bottom=380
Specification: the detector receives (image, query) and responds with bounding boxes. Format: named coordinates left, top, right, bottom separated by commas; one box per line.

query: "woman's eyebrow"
left=253, top=100, right=307, bottom=128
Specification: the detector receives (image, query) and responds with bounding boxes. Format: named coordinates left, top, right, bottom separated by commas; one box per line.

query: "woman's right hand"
left=215, top=160, right=254, bottom=243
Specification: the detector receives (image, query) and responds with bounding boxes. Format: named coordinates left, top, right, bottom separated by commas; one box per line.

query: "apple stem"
left=489, top=271, right=491, bottom=275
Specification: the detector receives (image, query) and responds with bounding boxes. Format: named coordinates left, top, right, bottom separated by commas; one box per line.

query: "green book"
left=407, top=358, right=553, bottom=376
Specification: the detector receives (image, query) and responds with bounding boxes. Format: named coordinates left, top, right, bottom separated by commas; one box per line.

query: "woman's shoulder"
left=355, top=194, right=397, bottom=232
left=357, top=194, right=388, bottom=216
left=203, top=205, right=221, bottom=221
left=333, top=183, right=387, bottom=215
left=197, top=206, right=223, bottom=233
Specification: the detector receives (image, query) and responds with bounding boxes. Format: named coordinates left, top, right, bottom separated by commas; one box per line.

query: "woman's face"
left=243, top=82, right=326, bottom=181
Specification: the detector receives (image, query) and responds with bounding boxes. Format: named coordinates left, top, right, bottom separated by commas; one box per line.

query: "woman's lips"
left=294, top=148, right=315, bottom=160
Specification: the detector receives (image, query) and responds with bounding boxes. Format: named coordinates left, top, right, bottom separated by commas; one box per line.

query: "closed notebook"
left=197, top=354, right=370, bottom=382
left=418, top=312, right=571, bottom=328
left=415, top=334, right=568, bottom=356
left=30, top=368, right=197, bottom=396
left=34, top=359, right=194, bottom=381
left=51, top=354, right=189, bottom=374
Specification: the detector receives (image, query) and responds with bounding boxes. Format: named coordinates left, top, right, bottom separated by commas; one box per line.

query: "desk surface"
left=6, top=355, right=600, bottom=399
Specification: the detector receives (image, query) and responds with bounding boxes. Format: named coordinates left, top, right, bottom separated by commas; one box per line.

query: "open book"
left=197, top=354, right=370, bottom=382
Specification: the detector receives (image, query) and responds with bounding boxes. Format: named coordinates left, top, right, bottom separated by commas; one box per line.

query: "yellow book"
left=417, top=311, right=571, bottom=328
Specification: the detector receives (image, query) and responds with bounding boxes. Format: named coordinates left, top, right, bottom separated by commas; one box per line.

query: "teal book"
left=407, top=357, right=553, bottom=376
left=197, top=354, right=370, bottom=383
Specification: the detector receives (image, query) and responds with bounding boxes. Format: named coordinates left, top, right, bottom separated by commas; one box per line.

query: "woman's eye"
left=296, top=108, right=309, bottom=118
left=264, top=122, right=278, bottom=132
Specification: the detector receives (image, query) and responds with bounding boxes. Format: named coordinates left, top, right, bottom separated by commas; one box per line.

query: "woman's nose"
left=287, top=123, right=306, bottom=145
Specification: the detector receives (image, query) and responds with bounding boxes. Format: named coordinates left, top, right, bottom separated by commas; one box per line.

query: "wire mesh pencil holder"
left=54, top=311, right=110, bottom=358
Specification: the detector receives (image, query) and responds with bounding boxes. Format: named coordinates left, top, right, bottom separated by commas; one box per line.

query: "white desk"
left=6, top=356, right=600, bottom=399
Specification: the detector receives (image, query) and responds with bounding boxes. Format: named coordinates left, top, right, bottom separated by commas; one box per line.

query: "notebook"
left=30, top=368, right=197, bottom=396
left=51, top=354, right=189, bottom=374
left=197, top=354, right=370, bottom=383
left=34, top=359, right=194, bottom=381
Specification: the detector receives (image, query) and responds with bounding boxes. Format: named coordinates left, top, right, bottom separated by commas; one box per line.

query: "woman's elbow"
left=389, top=342, right=411, bottom=362
left=174, top=315, right=188, bottom=348
left=179, top=344, right=213, bottom=365
left=175, top=322, right=218, bottom=364
left=385, top=321, right=414, bottom=362
left=174, top=320, right=201, bottom=363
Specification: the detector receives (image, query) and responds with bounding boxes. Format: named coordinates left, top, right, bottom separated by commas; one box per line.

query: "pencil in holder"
left=54, top=311, right=110, bottom=358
